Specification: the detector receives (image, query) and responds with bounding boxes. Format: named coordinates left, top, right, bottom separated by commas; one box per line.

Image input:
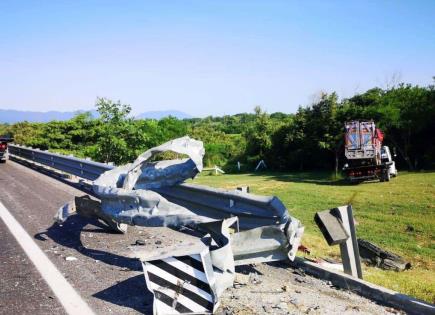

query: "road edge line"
left=0, top=201, right=96, bottom=315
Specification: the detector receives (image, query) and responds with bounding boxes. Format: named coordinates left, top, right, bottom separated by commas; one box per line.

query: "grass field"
left=190, top=171, right=435, bottom=303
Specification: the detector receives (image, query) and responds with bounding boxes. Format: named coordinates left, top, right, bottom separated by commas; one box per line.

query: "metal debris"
left=65, top=256, right=77, bottom=261
left=92, top=136, right=212, bottom=228
left=135, top=218, right=238, bottom=314
left=54, top=136, right=304, bottom=314
left=358, top=239, right=411, bottom=271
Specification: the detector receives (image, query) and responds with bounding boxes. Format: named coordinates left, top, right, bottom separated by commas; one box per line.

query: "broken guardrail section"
left=16, top=136, right=303, bottom=314
left=315, top=205, right=362, bottom=279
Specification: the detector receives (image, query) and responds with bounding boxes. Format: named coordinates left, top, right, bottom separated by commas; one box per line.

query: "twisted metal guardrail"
left=8, top=144, right=291, bottom=231
left=8, top=142, right=303, bottom=259
left=8, top=141, right=307, bottom=314
left=10, top=141, right=303, bottom=254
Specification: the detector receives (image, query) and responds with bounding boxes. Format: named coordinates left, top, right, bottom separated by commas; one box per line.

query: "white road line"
left=0, top=201, right=96, bottom=315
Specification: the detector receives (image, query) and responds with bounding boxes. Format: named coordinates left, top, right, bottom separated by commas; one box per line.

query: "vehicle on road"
left=343, top=121, right=397, bottom=183
left=0, top=137, right=12, bottom=163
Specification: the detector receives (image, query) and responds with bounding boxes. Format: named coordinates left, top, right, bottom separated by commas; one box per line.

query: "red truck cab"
left=0, top=138, right=12, bottom=163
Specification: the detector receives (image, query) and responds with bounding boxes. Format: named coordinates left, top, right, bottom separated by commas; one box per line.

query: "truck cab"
left=0, top=137, right=12, bottom=163
left=380, top=146, right=398, bottom=179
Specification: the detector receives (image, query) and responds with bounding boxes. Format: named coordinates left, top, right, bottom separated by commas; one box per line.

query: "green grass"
left=189, top=171, right=435, bottom=303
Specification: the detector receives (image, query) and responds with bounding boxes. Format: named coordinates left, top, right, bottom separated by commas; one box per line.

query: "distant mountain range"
left=0, top=109, right=192, bottom=123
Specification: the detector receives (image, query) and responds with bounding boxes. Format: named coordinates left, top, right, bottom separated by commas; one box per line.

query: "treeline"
left=1, top=82, right=434, bottom=171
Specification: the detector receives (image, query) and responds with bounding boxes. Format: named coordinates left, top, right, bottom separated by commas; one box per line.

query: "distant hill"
left=135, top=110, right=192, bottom=120
left=0, top=109, right=192, bottom=123
left=0, top=109, right=98, bottom=123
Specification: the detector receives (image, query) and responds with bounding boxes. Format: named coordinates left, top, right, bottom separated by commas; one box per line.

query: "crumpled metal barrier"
left=135, top=218, right=238, bottom=314
left=154, top=183, right=289, bottom=229
left=56, top=136, right=213, bottom=229
left=92, top=136, right=215, bottom=228
left=54, top=136, right=304, bottom=314
left=135, top=217, right=304, bottom=314
left=154, top=182, right=304, bottom=261
left=56, top=195, right=129, bottom=232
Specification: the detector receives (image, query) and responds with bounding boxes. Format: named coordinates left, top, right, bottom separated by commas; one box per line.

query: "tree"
left=292, top=93, right=342, bottom=172
left=244, top=106, right=274, bottom=164
left=94, top=98, right=133, bottom=164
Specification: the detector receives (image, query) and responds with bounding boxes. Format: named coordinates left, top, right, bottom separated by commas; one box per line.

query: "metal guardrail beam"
left=8, top=144, right=113, bottom=181
left=155, top=183, right=288, bottom=230
left=9, top=144, right=290, bottom=230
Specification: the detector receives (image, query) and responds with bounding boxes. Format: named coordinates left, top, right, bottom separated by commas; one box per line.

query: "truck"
left=0, top=137, right=13, bottom=163
left=342, top=121, right=397, bottom=183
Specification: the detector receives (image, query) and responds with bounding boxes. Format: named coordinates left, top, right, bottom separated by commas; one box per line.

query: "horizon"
left=1, top=1, right=434, bottom=116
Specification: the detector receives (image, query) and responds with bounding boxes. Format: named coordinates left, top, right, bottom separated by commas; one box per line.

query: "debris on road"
left=358, top=239, right=411, bottom=271
left=298, top=244, right=311, bottom=255
left=134, top=239, right=146, bottom=246
left=65, top=256, right=77, bottom=261
left=137, top=217, right=238, bottom=314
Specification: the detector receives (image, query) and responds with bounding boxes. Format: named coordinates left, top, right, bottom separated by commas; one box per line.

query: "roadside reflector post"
left=314, top=205, right=363, bottom=279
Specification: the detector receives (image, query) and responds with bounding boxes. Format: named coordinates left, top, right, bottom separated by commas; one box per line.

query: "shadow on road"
left=34, top=216, right=154, bottom=313
left=34, top=215, right=142, bottom=272
left=93, top=274, right=153, bottom=314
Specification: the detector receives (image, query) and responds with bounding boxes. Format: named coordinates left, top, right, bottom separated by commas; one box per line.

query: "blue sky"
left=1, top=1, right=434, bottom=116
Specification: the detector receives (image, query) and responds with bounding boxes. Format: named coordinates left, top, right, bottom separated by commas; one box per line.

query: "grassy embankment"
left=190, top=171, right=435, bottom=303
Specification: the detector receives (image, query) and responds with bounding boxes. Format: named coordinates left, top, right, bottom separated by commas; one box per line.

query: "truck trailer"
left=343, top=121, right=397, bottom=183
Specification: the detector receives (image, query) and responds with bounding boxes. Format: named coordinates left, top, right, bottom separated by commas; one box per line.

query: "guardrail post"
left=338, top=205, right=363, bottom=278
left=315, top=205, right=363, bottom=279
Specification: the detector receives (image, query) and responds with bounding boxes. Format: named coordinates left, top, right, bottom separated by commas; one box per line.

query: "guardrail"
left=8, top=144, right=113, bottom=181
left=155, top=183, right=288, bottom=229
left=8, top=144, right=290, bottom=229
left=8, top=143, right=306, bottom=302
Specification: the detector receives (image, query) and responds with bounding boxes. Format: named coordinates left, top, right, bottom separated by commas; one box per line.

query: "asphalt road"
left=0, top=160, right=393, bottom=315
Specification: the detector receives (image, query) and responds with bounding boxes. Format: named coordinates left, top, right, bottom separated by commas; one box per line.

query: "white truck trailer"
left=343, top=121, right=397, bottom=183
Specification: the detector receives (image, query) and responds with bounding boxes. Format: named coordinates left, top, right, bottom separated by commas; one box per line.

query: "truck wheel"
left=348, top=178, right=359, bottom=184
left=385, top=170, right=391, bottom=182
left=381, top=170, right=391, bottom=182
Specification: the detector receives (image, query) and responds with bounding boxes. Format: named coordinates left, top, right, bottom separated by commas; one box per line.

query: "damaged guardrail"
left=9, top=139, right=435, bottom=315
left=9, top=137, right=304, bottom=314
left=155, top=183, right=288, bottom=229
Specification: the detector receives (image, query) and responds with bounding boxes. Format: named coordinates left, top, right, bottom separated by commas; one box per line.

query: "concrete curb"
left=290, top=257, right=435, bottom=315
